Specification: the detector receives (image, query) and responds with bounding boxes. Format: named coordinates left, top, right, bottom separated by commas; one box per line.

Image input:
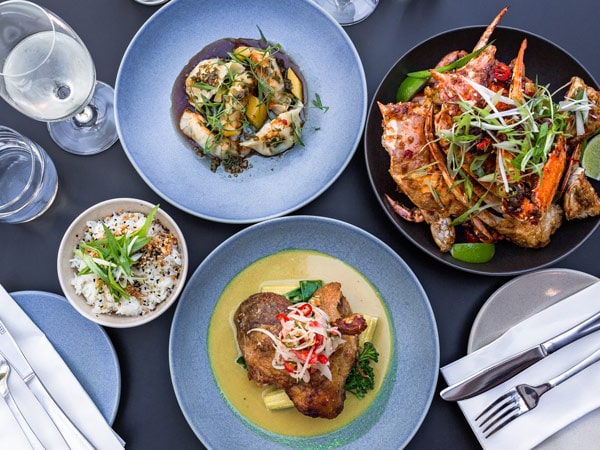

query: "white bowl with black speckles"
left=57, top=198, right=188, bottom=328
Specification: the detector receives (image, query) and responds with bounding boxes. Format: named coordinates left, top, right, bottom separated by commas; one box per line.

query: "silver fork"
left=0, top=355, right=44, bottom=449
left=476, top=347, right=600, bottom=438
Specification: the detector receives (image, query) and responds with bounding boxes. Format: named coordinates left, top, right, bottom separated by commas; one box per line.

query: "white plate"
left=116, top=0, right=367, bottom=223
left=468, top=268, right=600, bottom=449
left=169, top=215, right=439, bottom=448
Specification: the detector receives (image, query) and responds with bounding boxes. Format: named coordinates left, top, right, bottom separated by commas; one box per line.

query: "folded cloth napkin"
left=441, top=281, right=600, bottom=450
left=0, top=284, right=124, bottom=449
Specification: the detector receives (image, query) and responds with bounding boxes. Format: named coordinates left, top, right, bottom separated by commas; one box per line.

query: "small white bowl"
left=57, top=198, right=188, bottom=328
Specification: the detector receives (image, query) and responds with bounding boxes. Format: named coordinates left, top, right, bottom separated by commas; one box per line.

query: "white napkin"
left=441, top=281, right=600, bottom=450
left=0, top=285, right=124, bottom=449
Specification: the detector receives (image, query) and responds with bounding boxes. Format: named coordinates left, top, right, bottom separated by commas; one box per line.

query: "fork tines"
left=475, top=390, right=524, bottom=438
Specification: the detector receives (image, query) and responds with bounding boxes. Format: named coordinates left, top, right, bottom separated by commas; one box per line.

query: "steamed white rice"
left=70, top=210, right=182, bottom=316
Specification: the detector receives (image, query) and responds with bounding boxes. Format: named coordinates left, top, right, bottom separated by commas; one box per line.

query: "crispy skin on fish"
left=234, top=282, right=366, bottom=419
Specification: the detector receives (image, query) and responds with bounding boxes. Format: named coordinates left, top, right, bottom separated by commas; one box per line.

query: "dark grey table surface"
left=1, top=0, right=599, bottom=448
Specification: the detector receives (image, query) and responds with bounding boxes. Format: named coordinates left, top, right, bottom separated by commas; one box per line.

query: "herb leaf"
left=284, top=280, right=323, bottom=304
left=345, top=342, right=379, bottom=399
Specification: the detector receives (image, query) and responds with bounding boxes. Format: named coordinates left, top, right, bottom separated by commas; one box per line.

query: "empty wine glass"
left=0, top=0, right=117, bottom=155
left=314, top=0, right=378, bottom=26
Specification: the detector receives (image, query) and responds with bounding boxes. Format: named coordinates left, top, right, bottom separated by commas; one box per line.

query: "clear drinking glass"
left=314, top=0, right=379, bottom=26
left=0, top=0, right=117, bottom=155
left=0, top=125, right=58, bottom=223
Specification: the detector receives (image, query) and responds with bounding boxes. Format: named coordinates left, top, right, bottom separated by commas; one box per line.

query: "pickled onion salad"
left=250, top=301, right=345, bottom=382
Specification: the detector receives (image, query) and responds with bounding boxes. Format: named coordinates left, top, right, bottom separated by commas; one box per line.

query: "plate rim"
left=467, top=268, right=600, bottom=352
left=115, top=0, right=367, bottom=224
left=10, top=290, right=122, bottom=425
left=168, top=215, right=439, bottom=448
left=364, top=25, right=600, bottom=276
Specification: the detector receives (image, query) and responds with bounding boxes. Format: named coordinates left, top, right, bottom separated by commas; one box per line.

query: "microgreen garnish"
left=312, top=93, right=329, bottom=113
left=73, top=204, right=160, bottom=302
left=435, top=79, right=585, bottom=200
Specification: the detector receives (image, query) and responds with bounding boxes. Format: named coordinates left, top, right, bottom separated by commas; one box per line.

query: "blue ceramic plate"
left=116, top=0, right=367, bottom=224
left=169, top=216, right=439, bottom=448
left=11, top=291, right=121, bottom=424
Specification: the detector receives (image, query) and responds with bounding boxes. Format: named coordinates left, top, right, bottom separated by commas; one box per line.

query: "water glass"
left=0, top=126, right=58, bottom=223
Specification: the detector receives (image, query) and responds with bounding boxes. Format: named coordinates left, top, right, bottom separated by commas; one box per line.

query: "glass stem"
left=73, top=103, right=98, bottom=128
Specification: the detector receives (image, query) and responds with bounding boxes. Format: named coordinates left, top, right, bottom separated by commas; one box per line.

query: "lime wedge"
left=582, top=134, right=600, bottom=180
left=450, top=243, right=495, bottom=263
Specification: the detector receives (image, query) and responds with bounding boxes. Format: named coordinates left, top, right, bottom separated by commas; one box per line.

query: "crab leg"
left=473, top=7, right=509, bottom=51
left=508, top=38, right=528, bottom=104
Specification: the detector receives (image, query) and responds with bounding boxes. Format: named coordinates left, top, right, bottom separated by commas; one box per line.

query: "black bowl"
left=365, top=26, right=600, bottom=276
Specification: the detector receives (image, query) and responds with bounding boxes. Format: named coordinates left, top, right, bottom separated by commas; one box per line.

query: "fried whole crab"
left=379, top=7, right=600, bottom=253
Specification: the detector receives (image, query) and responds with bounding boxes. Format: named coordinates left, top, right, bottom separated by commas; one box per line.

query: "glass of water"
left=0, top=126, right=58, bottom=223
left=0, top=0, right=117, bottom=155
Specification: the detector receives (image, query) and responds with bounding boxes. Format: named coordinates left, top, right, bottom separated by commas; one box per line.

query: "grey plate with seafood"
left=468, top=268, right=600, bottom=448
left=365, top=26, right=600, bottom=276
left=116, top=0, right=366, bottom=223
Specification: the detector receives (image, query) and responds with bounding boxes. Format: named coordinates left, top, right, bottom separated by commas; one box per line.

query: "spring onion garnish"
left=558, top=87, right=592, bottom=136
left=436, top=78, right=582, bottom=202
left=73, top=204, right=159, bottom=302
left=249, top=301, right=345, bottom=383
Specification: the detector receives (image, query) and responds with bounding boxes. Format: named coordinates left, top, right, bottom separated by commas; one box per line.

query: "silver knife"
left=441, top=308, right=600, bottom=401
left=0, top=318, right=95, bottom=449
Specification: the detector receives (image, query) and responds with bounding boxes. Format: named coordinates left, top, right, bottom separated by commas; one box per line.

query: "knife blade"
left=0, top=318, right=95, bottom=449
left=441, top=307, right=600, bottom=401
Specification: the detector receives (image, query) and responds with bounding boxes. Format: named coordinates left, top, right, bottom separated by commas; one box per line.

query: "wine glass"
left=0, top=0, right=117, bottom=155
left=313, top=0, right=379, bottom=26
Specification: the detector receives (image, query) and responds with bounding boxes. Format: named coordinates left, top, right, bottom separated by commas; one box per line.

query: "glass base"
left=47, top=81, right=118, bottom=156
left=314, top=0, right=378, bottom=26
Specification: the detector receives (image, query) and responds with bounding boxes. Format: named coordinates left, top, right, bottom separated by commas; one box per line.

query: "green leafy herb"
left=73, top=204, right=160, bottom=302
left=284, top=280, right=323, bottom=304
left=312, top=93, right=329, bottom=112
left=345, top=342, right=379, bottom=399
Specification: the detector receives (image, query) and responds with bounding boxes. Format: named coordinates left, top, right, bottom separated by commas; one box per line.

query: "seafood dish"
left=234, top=281, right=376, bottom=419
left=378, top=7, right=600, bottom=255
left=173, top=37, right=309, bottom=174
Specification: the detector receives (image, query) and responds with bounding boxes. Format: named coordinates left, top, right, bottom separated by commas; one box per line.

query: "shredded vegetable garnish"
left=436, top=79, right=593, bottom=204
left=250, top=301, right=345, bottom=383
